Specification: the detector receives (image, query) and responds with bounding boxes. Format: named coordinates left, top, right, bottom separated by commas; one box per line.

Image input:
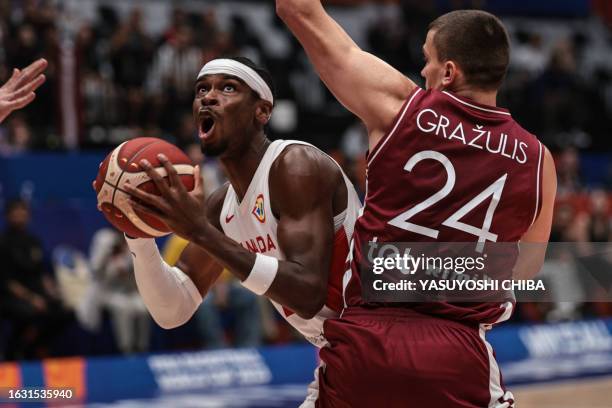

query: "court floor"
left=513, top=376, right=612, bottom=408
left=64, top=376, right=612, bottom=408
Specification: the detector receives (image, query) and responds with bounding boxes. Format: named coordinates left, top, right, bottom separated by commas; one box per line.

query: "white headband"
left=197, top=59, right=274, bottom=105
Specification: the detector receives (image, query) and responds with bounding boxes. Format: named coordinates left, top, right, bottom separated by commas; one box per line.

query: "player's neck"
left=450, top=86, right=498, bottom=107
left=221, top=136, right=271, bottom=201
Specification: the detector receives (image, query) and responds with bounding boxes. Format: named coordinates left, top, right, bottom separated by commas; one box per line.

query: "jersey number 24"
left=388, top=150, right=507, bottom=252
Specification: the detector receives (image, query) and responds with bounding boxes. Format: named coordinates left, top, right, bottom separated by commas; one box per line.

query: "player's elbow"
left=153, top=314, right=186, bottom=330
left=276, top=0, right=312, bottom=23
left=150, top=306, right=195, bottom=330
left=295, top=304, right=323, bottom=321
left=295, top=285, right=327, bottom=320
left=275, top=0, right=293, bottom=19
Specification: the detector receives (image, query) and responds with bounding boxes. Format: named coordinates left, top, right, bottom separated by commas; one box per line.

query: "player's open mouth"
left=199, top=117, right=216, bottom=140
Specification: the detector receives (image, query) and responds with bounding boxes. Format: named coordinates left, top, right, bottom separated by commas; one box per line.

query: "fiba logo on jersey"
left=252, top=194, right=266, bottom=223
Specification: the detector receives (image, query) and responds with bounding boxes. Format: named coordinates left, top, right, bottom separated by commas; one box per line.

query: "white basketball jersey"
left=220, top=140, right=361, bottom=347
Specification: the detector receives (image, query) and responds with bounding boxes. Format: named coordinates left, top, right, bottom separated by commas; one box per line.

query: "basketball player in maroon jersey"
left=278, top=3, right=556, bottom=407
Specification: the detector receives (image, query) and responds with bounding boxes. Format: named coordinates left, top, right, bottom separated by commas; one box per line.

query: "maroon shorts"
left=316, top=307, right=514, bottom=408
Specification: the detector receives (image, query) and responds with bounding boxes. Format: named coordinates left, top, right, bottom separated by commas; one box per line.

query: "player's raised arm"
left=276, top=0, right=416, bottom=140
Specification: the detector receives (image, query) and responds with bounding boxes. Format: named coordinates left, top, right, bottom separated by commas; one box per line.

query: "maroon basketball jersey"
left=344, top=88, right=544, bottom=325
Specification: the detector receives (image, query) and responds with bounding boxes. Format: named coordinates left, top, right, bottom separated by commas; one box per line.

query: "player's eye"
left=223, top=84, right=236, bottom=92
left=197, top=86, right=208, bottom=95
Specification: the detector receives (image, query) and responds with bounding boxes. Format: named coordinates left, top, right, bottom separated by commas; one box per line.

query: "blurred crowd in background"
left=0, top=0, right=611, bottom=361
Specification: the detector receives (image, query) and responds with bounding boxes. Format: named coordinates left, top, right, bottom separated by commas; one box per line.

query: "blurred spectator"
left=0, top=199, right=73, bottom=360
left=107, top=8, right=154, bottom=134
left=196, top=275, right=263, bottom=349
left=161, top=7, right=189, bottom=46
left=146, top=25, right=201, bottom=100
left=0, top=113, right=32, bottom=155
left=575, top=189, right=612, bottom=242
left=109, top=8, right=153, bottom=90
left=146, top=24, right=202, bottom=134
left=195, top=9, right=220, bottom=51
left=511, top=30, right=547, bottom=76
left=76, top=21, right=119, bottom=139
left=556, top=147, right=583, bottom=197
left=6, top=2, right=59, bottom=139
left=89, top=228, right=151, bottom=354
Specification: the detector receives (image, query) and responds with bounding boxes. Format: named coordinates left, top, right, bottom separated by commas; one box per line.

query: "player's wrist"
left=188, top=219, right=216, bottom=248
left=241, top=253, right=279, bottom=295
left=124, top=234, right=156, bottom=254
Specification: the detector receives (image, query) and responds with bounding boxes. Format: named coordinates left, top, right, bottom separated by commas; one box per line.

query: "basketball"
left=94, top=137, right=195, bottom=238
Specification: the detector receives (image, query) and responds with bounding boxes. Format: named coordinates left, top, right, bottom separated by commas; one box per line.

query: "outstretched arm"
left=276, top=0, right=416, bottom=146
left=126, top=149, right=339, bottom=320
left=0, top=58, right=47, bottom=123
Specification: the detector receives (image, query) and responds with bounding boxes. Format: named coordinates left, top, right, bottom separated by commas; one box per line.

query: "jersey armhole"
left=529, top=141, right=545, bottom=227
left=209, top=183, right=230, bottom=232
left=367, top=87, right=423, bottom=167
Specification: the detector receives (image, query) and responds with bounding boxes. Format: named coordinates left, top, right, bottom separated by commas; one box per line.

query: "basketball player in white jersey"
left=121, top=57, right=361, bottom=406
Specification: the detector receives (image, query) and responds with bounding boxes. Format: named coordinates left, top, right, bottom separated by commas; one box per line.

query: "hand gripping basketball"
left=124, top=153, right=208, bottom=242
left=94, top=137, right=197, bottom=237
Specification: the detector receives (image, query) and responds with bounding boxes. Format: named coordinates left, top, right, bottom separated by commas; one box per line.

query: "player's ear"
left=442, top=61, right=458, bottom=88
left=255, top=100, right=273, bottom=126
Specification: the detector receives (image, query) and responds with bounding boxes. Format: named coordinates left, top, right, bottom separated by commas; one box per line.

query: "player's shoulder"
left=269, top=142, right=341, bottom=214
left=205, top=182, right=230, bottom=230
left=509, top=119, right=540, bottom=143
left=416, top=88, right=514, bottom=118
left=272, top=142, right=341, bottom=181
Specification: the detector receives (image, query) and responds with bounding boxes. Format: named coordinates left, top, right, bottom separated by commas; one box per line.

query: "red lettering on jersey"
left=245, top=239, right=258, bottom=253
left=256, top=236, right=266, bottom=252
left=241, top=235, right=278, bottom=254
left=267, top=234, right=277, bottom=251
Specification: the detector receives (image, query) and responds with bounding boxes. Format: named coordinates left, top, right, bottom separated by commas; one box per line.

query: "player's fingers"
left=138, top=159, right=172, bottom=196
left=123, top=184, right=157, bottom=203
left=124, top=183, right=163, bottom=208
left=8, top=92, right=36, bottom=110
left=129, top=198, right=167, bottom=220
left=157, top=153, right=182, bottom=190
left=4, top=68, right=20, bottom=90
left=8, top=74, right=45, bottom=100
left=193, top=165, right=204, bottom=196
left=92, top=180, right=97, bottom=191
left=13, top=59, right=48, bottom=88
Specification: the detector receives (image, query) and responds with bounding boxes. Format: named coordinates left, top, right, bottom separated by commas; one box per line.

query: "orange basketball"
left=94, top=137, right=195, bottom=238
